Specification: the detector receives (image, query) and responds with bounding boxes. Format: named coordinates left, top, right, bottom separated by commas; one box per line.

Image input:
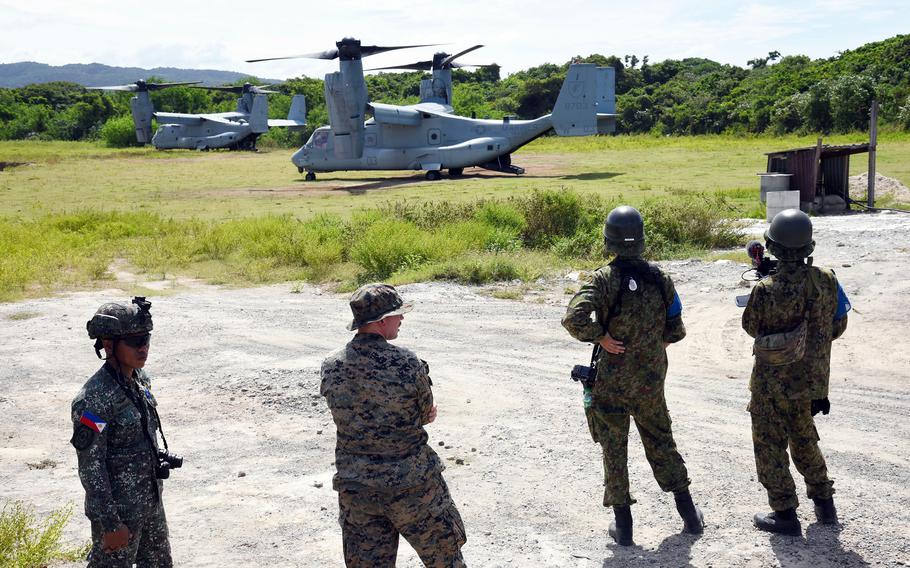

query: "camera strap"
left=106, top=359, right=168, bottom=458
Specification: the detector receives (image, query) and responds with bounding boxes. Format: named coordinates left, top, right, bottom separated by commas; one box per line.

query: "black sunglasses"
left=120, top=333, right=151, bottom=348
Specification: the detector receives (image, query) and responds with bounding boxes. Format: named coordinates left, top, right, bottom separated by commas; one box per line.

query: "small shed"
left=765, top=141, right=870, bottom=212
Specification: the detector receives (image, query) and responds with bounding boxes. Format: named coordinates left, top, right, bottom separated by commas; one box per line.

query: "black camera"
left=746, top=241, right=778, bottom=279
left=571, top=364, right=596, bottom=390
left=156, top=449, right=183, bottom=479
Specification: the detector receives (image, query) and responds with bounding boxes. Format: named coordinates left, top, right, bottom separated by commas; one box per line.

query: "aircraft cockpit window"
left=310, top=129, right=329, bottom=149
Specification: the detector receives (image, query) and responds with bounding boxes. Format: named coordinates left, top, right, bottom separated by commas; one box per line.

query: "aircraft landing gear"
left=448, top=168, right=464, bottom=178
left=425, top=170, right=442, bottom=181
left=305, top=171, right=317, bottom=181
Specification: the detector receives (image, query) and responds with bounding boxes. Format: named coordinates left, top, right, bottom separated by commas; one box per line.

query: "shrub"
left=99, top=115, right=141, bottom=147
left=0, top=501, right=88, bottom=567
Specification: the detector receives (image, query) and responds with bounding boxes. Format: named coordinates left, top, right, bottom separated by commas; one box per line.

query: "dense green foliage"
left=0, top=189, right=743, bottom=301
left=1, top=35, right=908, bottom=146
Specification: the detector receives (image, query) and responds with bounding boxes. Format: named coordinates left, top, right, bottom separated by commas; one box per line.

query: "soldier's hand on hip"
left=102, top=525, right=131, bottom=553
left=424, top=405, right=438, bottom=425
left=598, top=333, right=625, bottom=355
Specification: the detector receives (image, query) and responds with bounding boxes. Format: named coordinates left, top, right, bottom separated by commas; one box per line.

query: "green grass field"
left=3, top=133, right=907, bottom=220
left=1, top=133, right=908, bottom=301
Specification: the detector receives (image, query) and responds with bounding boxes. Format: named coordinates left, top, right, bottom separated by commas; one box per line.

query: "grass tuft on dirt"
left=0, top=501, right=89, bottom=567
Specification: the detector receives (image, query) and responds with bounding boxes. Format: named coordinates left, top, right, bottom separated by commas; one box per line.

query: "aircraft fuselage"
left=292, top=113, right=552, bottom=173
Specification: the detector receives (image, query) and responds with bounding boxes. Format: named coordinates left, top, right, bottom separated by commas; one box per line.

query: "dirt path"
left=1, top=211, right=908, bottom=567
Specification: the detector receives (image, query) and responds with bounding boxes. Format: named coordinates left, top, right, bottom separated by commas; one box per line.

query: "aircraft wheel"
left=448, top=168, right=464, bottom=178
left=305, top=172, right=316, bottom=181
left=425, top=170, right=442, bottom=181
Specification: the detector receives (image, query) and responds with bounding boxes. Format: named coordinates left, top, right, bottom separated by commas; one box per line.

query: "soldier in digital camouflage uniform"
left=562, top=205, right=704, bottom=546
left=743, top=209, right=850, bottom=536
left=321, top=283, right=467, bottom=568
left=71, top=297, right=175, bottom=567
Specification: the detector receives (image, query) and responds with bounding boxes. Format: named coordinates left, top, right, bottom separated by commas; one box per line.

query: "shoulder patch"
left=70, top=423, right=95, bottom=450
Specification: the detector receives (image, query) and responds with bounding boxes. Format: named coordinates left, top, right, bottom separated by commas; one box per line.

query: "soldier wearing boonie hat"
left=321, top=284, right=467, bottom=567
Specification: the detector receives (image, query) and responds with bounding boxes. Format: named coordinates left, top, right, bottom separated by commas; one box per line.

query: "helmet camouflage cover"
left=86, top=297, right=153, bottom=339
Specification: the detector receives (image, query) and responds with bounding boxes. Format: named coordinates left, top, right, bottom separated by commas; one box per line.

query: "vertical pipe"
left=868, top=100, right=878, bottom=207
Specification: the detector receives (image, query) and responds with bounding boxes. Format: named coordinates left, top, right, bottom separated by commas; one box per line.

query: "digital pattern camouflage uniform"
left=743, top=261, right=849, bottom=511
left=71, top=364, right=172, bottom=567
left=562, top=258, right=690, bottom=507
left=321, top=333, right=466, bottom=568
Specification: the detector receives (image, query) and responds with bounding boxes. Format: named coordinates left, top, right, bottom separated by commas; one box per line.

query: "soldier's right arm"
left=832, top=278, right=850, bottom=340
left=562, top=270, right=610, bottom=343
left=71, top=388, right=122, bottom=533
left=741, top=284, right=764, bottom=338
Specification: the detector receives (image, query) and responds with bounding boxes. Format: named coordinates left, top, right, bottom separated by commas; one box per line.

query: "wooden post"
left=868, top=100, right=878, bottom=207
left=811, top=137, right=823, bottom=211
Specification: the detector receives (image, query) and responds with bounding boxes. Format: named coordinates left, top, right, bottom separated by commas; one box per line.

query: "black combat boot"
left=674, top=490, right=705, bottom=534
left=812, top=497, right=838, bottom=524
left=608, top=505, right=633, bottom=546
left=753, top=507, right=801, bottom=536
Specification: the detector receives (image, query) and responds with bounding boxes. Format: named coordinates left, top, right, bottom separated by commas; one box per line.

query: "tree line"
left=1, top=34, right=908, bottom=147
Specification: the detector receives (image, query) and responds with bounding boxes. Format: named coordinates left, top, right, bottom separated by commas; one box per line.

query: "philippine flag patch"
left=79, top=411, right=107, bottom=433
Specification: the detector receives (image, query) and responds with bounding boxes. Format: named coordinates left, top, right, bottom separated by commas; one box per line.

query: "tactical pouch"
left=752, top=318, right=808, bottom=365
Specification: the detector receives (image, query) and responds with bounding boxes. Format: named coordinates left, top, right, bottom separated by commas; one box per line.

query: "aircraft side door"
left=427, top=128, right=441, bottom=146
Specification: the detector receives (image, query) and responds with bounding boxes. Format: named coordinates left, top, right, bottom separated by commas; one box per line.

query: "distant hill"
left=0, top=61, right=283, bottom=88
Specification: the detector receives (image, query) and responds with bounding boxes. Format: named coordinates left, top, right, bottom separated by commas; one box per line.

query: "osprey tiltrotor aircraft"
left=248, top=38, right=615, bottom=181
left=89, top=80, right=307, bottom=150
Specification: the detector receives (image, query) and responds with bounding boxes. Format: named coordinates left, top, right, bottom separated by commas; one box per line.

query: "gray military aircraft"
left=90, top=80, right=307, bottom=150
left=249, top=38, right=615, bottom=180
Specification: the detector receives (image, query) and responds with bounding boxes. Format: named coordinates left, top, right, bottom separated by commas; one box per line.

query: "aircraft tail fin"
left=551, top=63, right=598, bottom=136
left=287, top=95, right=307, bottom=124
left=129, top=91, right=154, bottom=144
left=596, top=66, right=617, bottom=134
left=250, top=94, right=269, bottom=133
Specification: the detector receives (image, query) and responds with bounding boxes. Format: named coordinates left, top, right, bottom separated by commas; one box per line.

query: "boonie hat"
left=347, top=283, right=413, bottom=331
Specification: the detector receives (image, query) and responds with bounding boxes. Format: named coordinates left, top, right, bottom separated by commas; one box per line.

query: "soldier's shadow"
left=600, top=532, right=701, bottom=568
left=769, top=522, right=870, bottom=567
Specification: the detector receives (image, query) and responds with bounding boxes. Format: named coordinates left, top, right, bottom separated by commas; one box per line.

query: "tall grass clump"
left=0, top=501, right=88, bottom=567
left=0, top=189, right=747, bottom=301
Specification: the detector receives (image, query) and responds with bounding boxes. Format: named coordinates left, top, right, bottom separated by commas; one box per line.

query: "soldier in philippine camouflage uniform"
left=71, top=297, right=179, bottom=567
left=743, top=209, right=850, bottom=536
left=321, top=283, right=467, bottom=567
left=562, top=205, right=704, bottom=546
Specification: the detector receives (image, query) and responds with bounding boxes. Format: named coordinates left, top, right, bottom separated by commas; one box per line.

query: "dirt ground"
left=1, top=210, right=908, bottom=567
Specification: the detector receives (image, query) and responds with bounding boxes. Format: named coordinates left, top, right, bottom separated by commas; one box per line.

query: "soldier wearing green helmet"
left=743, top=209, right=851, bottom=536
left=562, top=205, right=704, bottom=546
left=71, top=297, right=178, bottom=567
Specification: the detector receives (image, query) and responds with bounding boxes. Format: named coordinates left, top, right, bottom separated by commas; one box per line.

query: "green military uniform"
left=321, top=284, right=466, bottom=567
left=743, top=261, right=848, bottom=512
left=71, top=365, right=172, bottom=567
left=563, top=259, right=690, bottom=507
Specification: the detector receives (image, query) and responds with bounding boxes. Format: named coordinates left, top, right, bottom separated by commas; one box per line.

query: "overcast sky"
left=1, top=0, right=906, bottom=80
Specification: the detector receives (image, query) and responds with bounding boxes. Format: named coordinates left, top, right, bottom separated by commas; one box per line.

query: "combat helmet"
left=603, top=205, right=645, bottom=257
left=87, top=297, right=153, bottom=340
left=765, top=209, right=815, bottom=260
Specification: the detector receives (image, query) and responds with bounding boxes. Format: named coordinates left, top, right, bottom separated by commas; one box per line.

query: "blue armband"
left=834, top=282, right=851, bottom=320
left=667, top=291, right=683, bottom=319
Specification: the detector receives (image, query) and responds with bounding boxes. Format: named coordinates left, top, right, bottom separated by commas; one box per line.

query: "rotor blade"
left=365, top=61, right=433, bottom=72
left=146, top=81, right=202, bottom=90
left=246, top=49, right=339, bottom=63
left=441, top=45, right=484, bottom=68
left=359, top=43, right=441, bottom=58
left=452, top=63, right=498, bottom=69
left=86, top=85, right=138, bottom=91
